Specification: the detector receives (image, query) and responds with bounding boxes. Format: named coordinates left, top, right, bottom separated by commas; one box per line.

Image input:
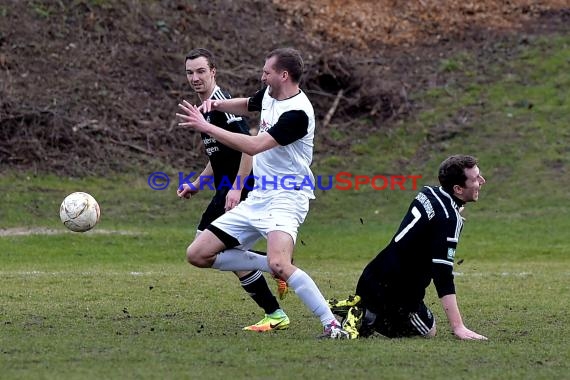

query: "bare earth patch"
left=0, top=1, right=568, bottom=175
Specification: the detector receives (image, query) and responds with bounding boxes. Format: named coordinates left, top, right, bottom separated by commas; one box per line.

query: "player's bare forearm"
left=440, top=294, right=488, bottom=340
left=177, top=102, right=278, bottom=155
left=203, top=126, right=259, bottom=155
left=440, top=294, right=464, bottom=330
left=235, top=153, right=253, bottom=189
left=195, top=161, right=214, bottom=188
left=225, top=153, right=253, bottom=211
left=203, top=97, right=249, bottom=115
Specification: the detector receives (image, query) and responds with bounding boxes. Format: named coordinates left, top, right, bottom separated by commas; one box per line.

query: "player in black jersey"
left=329, top=155, right=488, bottom=340
left=177, top=48, right=289, bottom=332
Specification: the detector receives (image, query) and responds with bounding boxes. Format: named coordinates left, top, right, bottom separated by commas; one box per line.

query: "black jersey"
left=357, top=186, right=465, bottom=312
left=201, top=86, right=251, bottom=192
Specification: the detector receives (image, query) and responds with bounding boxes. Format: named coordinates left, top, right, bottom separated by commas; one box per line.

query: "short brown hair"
left=266, top=48, right=304, bottom=83
left=185, top=48, right=216, bottom=70
left=438, top=155, right=478, bottom=193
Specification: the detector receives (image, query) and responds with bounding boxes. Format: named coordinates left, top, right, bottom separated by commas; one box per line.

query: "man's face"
left=455, top=165, right=486, bottom=202
left=261, top=56, right=282, bottom=98
left=185, top=56, right=215, bottom=98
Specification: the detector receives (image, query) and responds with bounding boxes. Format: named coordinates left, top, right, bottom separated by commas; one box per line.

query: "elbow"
left=243, top=147, right=258, bottom=156
left=244, top=145, right=266, bottom=156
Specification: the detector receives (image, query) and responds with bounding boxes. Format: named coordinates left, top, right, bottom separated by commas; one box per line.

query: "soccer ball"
left=59, top=192, right=101, bottom=232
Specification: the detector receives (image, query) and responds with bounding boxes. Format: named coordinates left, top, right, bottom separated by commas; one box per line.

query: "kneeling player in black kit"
left=329, top=155, right=488, bottom=340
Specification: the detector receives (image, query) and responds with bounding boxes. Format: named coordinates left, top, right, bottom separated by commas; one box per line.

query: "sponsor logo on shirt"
left=447, top=247, right=456, bottom=260
left=259, top=119, right=272, bottom=132
left=416, top=192, right=435, bottom=220
left=205, top=146, right=219, bottom=155
left=202, top=136, right=219, bottom=156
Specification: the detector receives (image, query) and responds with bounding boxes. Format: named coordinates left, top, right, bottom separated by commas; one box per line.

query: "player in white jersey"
left=178, top=48, right=289, bottom=332
left=177, top=48, right=349, bottom=339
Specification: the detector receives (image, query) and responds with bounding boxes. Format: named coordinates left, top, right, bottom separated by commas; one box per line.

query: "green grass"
left=2, top=34, right=570, bottom=379
left=1, top=244, right=568, bottom=379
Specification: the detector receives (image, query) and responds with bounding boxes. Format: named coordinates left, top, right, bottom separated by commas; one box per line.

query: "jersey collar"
left=207, top=85, right=221, bottom=100
left=439, top=186, right=465, bottom=208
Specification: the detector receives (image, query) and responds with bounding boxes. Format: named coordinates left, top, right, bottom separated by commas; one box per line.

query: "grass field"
left=1, top=34, right=569, bottom=379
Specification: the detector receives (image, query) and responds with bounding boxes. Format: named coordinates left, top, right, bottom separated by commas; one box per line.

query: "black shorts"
left=197, top=186, right=251, bottom=231
left=367, top=302, right=435, bottom=338
left=197, top=192, right=228, bottom=231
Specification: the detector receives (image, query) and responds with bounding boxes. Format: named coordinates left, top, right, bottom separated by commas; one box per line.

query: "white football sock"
left=212, top=248, right=271, bottom=273
left=287, top=269, right=336, bottom=326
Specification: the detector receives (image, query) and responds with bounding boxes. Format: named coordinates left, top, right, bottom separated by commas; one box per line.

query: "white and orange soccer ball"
left=59, top=192, right=101, bottom=232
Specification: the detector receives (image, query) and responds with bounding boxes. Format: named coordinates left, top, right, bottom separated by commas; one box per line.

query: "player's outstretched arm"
left=200, top=97, right=249, bottom=115
left=177, top=102, right=278, bottom=156
left=440, top=294, right=488, bottom=340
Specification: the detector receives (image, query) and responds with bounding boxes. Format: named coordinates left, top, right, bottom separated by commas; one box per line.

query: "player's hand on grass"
left=453, top=325, right=488, bottom=340
left=177, top=183, right=198, bottom=199
left=225, top=189, right=241, bottom=211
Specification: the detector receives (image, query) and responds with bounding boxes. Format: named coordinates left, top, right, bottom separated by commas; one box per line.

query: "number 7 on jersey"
left=394, top=206, right=421, bottom=242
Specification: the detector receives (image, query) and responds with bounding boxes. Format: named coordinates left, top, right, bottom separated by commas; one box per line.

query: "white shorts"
left=208, top=192, right=309, bottom=249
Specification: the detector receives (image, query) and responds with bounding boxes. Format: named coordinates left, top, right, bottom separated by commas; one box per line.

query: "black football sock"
left=239, top=270, right=280, bottom=315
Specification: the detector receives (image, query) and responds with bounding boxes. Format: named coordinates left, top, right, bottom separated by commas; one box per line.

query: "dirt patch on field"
left=0, top=0, right=568, bottom=175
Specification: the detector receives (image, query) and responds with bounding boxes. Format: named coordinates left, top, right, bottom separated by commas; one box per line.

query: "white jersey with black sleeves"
left=247, top=87, right=316, bottom=199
